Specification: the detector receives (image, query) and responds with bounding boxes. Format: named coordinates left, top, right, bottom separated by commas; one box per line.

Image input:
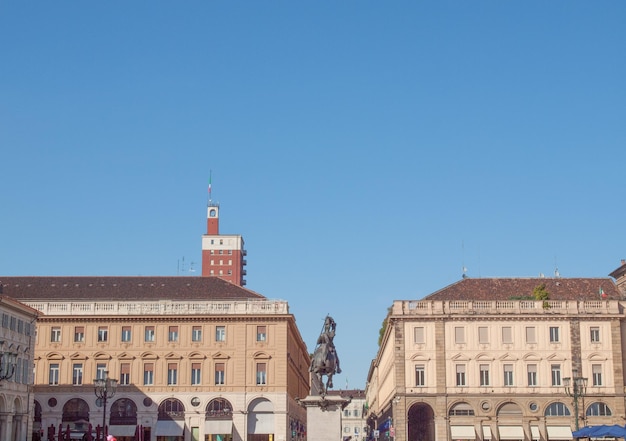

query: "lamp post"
left=564, top=373, right=587, bottom=432
left=94, top=371, right=117, bottom=441
left=0, top=341, right=18, bottom=381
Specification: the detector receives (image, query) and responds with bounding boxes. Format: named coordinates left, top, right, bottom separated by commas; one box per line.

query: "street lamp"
left=94, top=371, right=118, bottom=441
left=563, top=372, right=587, bottom=432
left=0, top=341, right=18, bottom=381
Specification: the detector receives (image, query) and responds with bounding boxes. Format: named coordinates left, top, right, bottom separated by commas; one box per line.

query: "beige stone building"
left=366, top=277, right=626, bottom=441
left=327, top=389, right=367, bottom=441
left=0, top=296, right=39, bottom=441
left=3, top=276, right=310, bottom=441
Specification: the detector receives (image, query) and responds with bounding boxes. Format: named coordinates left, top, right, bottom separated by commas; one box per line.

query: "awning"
left=109, top=425, right=137, bottom=436
left=155, top=420, right=184, bottom=436
left=531, top=426, right=540, bottom=440
left=546, top=426, right=573, bottom=440
left=482, top=426, right=492, bottom=440
left=499, top=426, right=525, bottom=440
left=451, top=425, right=476, bottom=439
left=205, top=420, right=233, bottom=434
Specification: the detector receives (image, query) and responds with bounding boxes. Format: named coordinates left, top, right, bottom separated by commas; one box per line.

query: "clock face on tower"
left=209, top=209, right=217, bottom=217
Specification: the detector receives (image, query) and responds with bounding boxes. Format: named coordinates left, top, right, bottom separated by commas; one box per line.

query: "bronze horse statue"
left=310, top=315, right=341, bottom=395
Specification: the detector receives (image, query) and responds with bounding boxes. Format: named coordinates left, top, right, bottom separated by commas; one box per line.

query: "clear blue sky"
left=1, top=2, right=625, bottom=389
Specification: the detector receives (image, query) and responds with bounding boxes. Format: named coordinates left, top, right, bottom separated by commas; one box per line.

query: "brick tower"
left=201, top=188, right=247, bottom=285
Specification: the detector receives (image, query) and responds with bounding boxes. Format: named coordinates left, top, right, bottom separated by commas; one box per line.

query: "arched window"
left=206, top=398, right=232, bottom=419
left=449, top=402, right=475, bottom=416
left=158, top=398, right=185, bottom=420
left=497, top=402, right=522, bottom=416
left=110, top=398, right=138, bottom=425
left=587, top=402, right=612, bottom=416
left=62, top=398, right=90, bottom=423
left=544, top=402, right=571, bottom=416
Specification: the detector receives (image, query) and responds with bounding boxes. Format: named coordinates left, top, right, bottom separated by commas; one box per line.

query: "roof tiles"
left=424, top=277, right=621, bottom=301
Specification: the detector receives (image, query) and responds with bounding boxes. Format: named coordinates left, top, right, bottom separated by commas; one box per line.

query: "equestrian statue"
left=309, top=315, right=341, bottom=395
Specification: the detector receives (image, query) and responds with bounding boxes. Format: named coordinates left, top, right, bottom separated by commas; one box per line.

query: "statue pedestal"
left=298, top=395, right=351, bottom=441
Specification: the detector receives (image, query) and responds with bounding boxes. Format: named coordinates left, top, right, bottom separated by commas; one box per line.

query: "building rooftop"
left=423, top=277, right=621, bottom=301
left=327, top=389, right=366, bottom=399
left=0, top=276, right=265, bottom=302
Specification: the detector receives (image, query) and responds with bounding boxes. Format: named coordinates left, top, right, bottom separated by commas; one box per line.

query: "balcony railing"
left=396, top=299, right=622, bottom=316
left=24, top=299, right=289, bottom=316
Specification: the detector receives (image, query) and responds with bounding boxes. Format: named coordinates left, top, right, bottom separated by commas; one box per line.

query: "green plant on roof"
left=533, top=283, right=550, bottom=308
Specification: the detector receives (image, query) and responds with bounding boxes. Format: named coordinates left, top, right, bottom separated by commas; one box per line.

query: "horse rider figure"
left=310, top=315, right=341, bottom=394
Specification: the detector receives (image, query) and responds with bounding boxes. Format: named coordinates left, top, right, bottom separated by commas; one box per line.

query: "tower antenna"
left=208, top=170, right=213, bottom=204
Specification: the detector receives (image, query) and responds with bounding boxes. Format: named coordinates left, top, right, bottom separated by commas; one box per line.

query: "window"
left=73, top=363, right=83, bottom=385
left=98, top=326, right=108, bottom=342
left=456, top=365, right=466, bottom=386
left=256, top=363, right=267, bottom=385
left=74, top=326, right=85, bottom=343
left=586, top=402, right=612, bottom=416
left=480, top=364, right=490, bottom=386
left=216, top=326, right=226, bottom=342
left=192, top=326, right=202, bottom=342
left=121, top=326, right=132, bottom=342
left=527, top=364, right=538, bottom=387
left=49, top=364, right=60, bottom=385
left=51, top=327, right=61, bottom=343
left=502, top=327, right=513, bottom=344
left=120, top=363, right=130, bottom=385
left=545, top=402, right=571, bottom=416
left=168, top=363, right=178, bottom=385
left=454, top=327, right=465, bottom=344
left=592, top=364, right=603, bottom=386
left=504, top=364, right=514, bottom=386
left=551, top=364, right=562, bottom=386
left=414, top=327, right=425, bottom=344
left=143, top=363, right=154, bottom=385
left=549, top=326, right=560, bottom=343
left=96, top=363, right=107, bottom=380
left=168, top=326, right=179, bottom=342
left=15, top=358, right=22, bottom=383
left=449, top=402, right=475, bottom=416
left=590, top=326, right=601, bottom=343
left=191, top=363, right=202, bottom=385
left=145, top=326, right=155, bottom=342
left=415, top=365, right=425, bottom=386
left=1, top=314, right=7, bottom=328
left=478, top=327, right=489, bottom=344
left=215, top=363, right=225, bottom=385
left=257, top=326, right=267, bottom=342
left=526, top=327, right=536, bottom=344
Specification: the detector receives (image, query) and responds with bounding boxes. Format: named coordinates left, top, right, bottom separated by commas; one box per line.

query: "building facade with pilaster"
left=366, top=277, right=626, bottom=441
left=3, top=277, right=310, bottom=441
left=0, top=296, right=38, bottom=441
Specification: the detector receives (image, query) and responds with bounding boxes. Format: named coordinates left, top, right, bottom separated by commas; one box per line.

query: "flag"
left=600, top=287, right=607, bottom=298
